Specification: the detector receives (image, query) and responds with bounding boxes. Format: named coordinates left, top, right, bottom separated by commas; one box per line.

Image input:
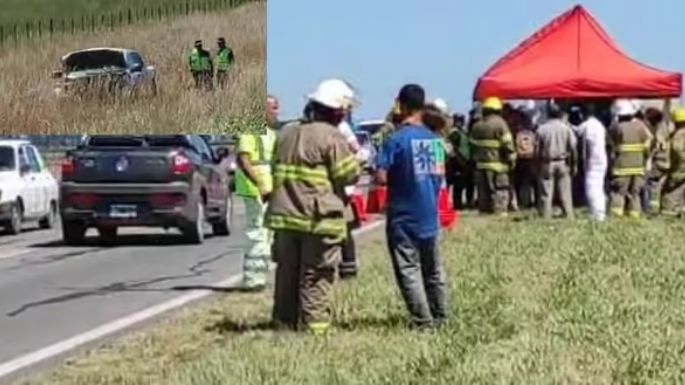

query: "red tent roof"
left=474, top=5, right=682, bottom=100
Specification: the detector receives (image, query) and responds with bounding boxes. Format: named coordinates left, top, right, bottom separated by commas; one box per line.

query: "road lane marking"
left=0, top=219, right=385, bottom=380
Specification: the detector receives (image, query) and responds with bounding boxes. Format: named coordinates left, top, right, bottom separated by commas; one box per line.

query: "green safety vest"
left=235, top=128, right=277, bottom=197
left=216, top=48, right=234, bottom=71
left=189, top=49, right=212, bottom=72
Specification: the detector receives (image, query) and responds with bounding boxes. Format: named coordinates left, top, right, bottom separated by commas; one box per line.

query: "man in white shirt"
left=580, top=105, right=608, bottom=221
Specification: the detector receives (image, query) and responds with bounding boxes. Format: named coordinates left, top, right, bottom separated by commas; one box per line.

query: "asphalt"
left=0, top=203, right=247, bottom=366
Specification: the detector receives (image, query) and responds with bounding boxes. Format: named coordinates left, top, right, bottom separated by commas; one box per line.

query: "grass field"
left=0, top=0, right=200, bottom=26
left=0, top=1, right=265, bottom=135
left=17, top=214, right=685, bottom=384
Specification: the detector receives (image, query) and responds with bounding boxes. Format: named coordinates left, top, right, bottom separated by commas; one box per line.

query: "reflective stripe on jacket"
left=469, top=114, right=516, bottom=173
left=266, top=121, right=360, bottom=240
left=235, top=128, right=277, bottom=197
left=189, top=49, right=212, bottom=72
left=668, top=128, right=685, bottom=181
left=609, top=119, right=652, bottom=177
left=215, top=48, right=234, bottom=71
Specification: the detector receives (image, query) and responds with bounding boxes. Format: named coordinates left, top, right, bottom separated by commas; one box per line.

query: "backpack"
left=515, top=129, right=536, bottom=159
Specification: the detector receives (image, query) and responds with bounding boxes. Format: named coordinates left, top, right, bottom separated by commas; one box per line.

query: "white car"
left=0, top=140, right=59, bottom=235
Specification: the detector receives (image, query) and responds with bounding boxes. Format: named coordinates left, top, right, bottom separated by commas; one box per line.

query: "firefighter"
left=215, top=37, right=235, bottom=89
left=267, top=79, right=361, bottom=334
left=236, top=95, right=279, bottom=290
left=470, top=97, right=516, bottom=216
left=188, top=40, right=213, bottom=90
left=643, top=107, right=670, bottom=214
left=661, top=107, right=685, bottom=216
left=608, top=99, right=652, bottom=218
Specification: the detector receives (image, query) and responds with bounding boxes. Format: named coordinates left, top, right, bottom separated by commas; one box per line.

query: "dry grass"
left=16, top=214, right=685, bottom=384
left=0, top=1, right=265, bottom=135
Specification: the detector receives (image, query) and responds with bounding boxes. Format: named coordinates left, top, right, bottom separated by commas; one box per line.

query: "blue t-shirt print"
left=377, top=125, right=445, bottom=239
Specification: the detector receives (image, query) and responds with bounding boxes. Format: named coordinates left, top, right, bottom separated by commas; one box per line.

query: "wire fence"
left=0, top=0, right=255, bottom=46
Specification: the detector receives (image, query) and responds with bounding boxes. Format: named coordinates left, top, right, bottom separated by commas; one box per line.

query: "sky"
left=267, top=0, right=684, bottom=121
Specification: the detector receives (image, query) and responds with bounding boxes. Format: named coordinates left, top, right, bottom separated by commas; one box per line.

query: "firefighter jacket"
left=608, top=119, right=652, bottom=177
left=265, top=121, right=361, bottom=241
left=668, top=128, right=685, bottom=181
left=647, top=122, right=671, bottom=175
left=469, top=114, right=516, bottom=173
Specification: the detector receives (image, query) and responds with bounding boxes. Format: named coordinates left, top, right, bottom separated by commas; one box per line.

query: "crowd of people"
left=431, top=97, right=683, bottom=222
left=233, top=78, right=685, bottom=335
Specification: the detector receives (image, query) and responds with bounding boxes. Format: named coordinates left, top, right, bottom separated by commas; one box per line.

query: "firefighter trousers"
left=272, top=230, right=341, bottom=333
left=339, top=203, right=359, bottom=279
left=387, top=223, right=447, bottom=328
left=610, top=175, right=645, bottom=218
left=241, top=196, right=272, bottom=288
left=660, top=177, right=685, bottom=217
left=539, top=161, right=574, bottom=219
left=475, top=170, right=510, bottom=215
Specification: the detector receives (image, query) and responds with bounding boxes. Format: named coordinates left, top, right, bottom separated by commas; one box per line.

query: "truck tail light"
left=61, top=156, right=75, bottom=178
left=172, top=153, right=192, bottom=175
left=66, top=193, right=99, bottom=208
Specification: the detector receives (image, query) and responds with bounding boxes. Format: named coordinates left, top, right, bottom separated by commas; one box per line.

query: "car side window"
left=25, top=146, right=42, bottom=173
left=28, top=146, right=45, bottom=173
left=126, top=52, right=145, bottom=72
left=190, top=136, right=213, bottom=163
left=17, top=147, right=31, bottom=173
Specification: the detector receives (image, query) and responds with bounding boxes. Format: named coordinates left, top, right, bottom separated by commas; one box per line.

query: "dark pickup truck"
left=59, top=135, right=233, bottom=245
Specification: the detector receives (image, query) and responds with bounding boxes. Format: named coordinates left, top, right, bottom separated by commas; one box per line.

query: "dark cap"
left=397, top=84, right=425, bottom=113
left=194, top=40, right=202, bottom=46
left=217, top=37, right=226, bottom=44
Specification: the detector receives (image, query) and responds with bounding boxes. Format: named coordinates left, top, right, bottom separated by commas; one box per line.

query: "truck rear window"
left=83, top=136, right=193, bottom=150
left=0, top=146, right=15, bottom=171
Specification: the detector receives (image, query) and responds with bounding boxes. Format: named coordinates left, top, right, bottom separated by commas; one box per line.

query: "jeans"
left=386, top=223, right=447, bottom=327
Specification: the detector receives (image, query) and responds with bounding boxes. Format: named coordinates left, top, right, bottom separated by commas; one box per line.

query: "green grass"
left=17, top=214, right=685, bottom=384
left=0, top=0, right=205, bottom=26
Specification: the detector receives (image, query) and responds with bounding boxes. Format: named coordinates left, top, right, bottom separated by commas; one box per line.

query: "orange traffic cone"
left=351, top=188, right=369, bottom=224
left=366, top=185, right=388, bottom=214
left=439, top=184, right=457, bottom=230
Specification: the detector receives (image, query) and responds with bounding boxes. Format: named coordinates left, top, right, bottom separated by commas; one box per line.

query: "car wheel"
left=97, top=226, right=118, bottom=245
left=211, top=197, right=232, bottom=236
left=6, top=202, right=23, bottom=235
left=39, top=201, right=57, bottom=229
left=62, top=220, right=87, bottom=246
left=182, top=202, right=205, bottom=244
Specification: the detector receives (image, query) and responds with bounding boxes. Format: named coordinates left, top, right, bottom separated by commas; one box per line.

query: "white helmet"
left=307, top=79, right=358, bottom=110
left=613, top=99, right=637, bottom=116
left=432, top=98, right=449, bottom=114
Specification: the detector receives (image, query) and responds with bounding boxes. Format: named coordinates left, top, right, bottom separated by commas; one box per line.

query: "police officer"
left=470, top=97, right=516, bottom=216
left=267, top=79, right=360, bottom=334
left=188, top=40, right=213, bottom=90
left=661, top=107, right=685, bottom=216
left=236, top=95, right=279, bottom=290
left=215, top=37, right=235, bottom=89
left=608, top=100, right=652, bottom=218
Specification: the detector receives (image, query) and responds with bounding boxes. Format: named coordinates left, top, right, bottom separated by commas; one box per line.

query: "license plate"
left=109, top=204, right=137, bottom=218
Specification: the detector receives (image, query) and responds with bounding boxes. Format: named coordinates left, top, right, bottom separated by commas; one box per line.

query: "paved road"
left=0, top=203, right=248, bottom=368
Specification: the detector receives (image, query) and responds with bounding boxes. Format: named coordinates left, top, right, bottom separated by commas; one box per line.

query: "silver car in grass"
left=52, top=47, right=158, bottom=97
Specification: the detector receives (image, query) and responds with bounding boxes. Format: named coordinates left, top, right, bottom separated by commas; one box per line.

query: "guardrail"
left=0, top=0, right=259, bottom=46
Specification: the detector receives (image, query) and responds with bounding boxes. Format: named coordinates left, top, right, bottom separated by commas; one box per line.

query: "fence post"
left=71, top=18, right=75, bottom=34
left=13, top=24, right=17, bottom=45
left=91, top=14, right=95, bottom=33
left=109, top=13, right=114, bottom=30
left=25, top=22, right=30, bottom=40
left=157, top=7, right=162, bottom=20
left=118, top=11, right=123, bottom=26
left=143, top=7, right=147, bottom=20
left=128, top=8, right=132, bottom=24
left=38, top=20, right=42, bottom=38
left=101, top=14, right=105, bottom=30
left=0, top=26, right=4, bottom=46
left=185, top=1, right=190, bottom=15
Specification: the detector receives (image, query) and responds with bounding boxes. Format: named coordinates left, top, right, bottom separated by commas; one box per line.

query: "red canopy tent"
left=473, top=5, right=682, bottom=100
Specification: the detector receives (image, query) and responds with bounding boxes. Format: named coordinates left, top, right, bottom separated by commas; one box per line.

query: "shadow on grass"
left=205, top=313, right=408, bottom=334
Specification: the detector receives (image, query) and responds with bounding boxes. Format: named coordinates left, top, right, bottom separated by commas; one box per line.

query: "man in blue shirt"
left=375, top=84, right=448, bottom=329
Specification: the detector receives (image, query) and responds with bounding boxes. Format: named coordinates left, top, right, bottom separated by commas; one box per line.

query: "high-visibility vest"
left=189, top=49, right=212, bottom=72
left=216, top=48, right=234, bottom=71
left=235, top=128, right=277, bottom=197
